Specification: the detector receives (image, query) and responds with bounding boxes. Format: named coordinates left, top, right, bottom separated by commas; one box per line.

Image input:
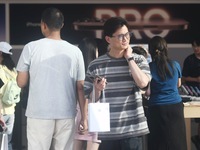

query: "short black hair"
left=41, top=7, right=64, bottom=31
left=103, top=17, right=129, bottom=37
left=192, top=38, right=200, bottom=47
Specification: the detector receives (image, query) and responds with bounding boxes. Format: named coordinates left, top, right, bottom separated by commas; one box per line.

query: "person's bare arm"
left=177, top=78, right=181, bottom=87
left=77, top=80, right=88, bottom=133
left=124, top=45, right=150, bottom=89
left=16, top=71, right=29, bottom=88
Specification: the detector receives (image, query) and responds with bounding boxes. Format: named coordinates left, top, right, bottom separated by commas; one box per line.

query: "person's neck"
left=46, top=31, right=62, bottom=40
left=108, top=49, right=125, bottom=58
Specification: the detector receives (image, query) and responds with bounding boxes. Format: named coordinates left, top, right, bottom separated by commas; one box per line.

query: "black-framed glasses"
left=111, top=32, right=132, bottom=41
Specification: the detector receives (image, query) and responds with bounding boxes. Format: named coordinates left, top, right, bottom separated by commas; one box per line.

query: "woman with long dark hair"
left=146, top=36, right=187, bottom=150
left=74, top=37, right=107, bottom=150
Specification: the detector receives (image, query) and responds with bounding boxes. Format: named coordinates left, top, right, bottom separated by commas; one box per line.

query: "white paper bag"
left=0, top=133, right=8, bottom=150
left=88, top=102, right=110, bottom=132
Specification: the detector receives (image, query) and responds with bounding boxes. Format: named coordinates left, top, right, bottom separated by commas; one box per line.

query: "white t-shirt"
left=17, top=38, right=85, bottom=119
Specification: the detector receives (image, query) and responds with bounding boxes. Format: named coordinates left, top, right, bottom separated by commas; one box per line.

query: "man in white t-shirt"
left=16, top=7, right=87, bottom=150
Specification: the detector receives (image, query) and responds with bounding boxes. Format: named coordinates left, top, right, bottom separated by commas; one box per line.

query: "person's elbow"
left=16, top=76, right=26, bottom=88
left=77, top=80, right=84, bottom=91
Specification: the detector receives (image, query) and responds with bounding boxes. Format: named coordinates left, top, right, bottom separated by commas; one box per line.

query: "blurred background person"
left=0, top=41, right=18, bottom=150
left=132, top=45, right=150, bottom=150
left=182, top=38, right=200, bottom=88
left=132, top=45, right=149, bottom=115
left=132, top=46, right=148, bottom=58
left=74, top=37, right=107, bottom=150
left=182, top=37, right=200, bottom=150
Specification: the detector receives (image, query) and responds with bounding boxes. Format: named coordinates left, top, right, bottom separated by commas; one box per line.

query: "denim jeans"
left=3, top=114, right=15, bottom=150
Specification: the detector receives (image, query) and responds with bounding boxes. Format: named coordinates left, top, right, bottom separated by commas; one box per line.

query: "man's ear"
left=41, top=21, right=48, bottom=30
left=43, top=22, right=48, bottom=29
left=105, top=36, right=111, bottom=44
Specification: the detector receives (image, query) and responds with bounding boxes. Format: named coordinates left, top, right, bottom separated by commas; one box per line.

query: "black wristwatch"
left=127, top=56, right=134, bottom=62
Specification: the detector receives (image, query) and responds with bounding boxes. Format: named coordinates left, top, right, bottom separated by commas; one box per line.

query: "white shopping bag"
left=0, top=133, right=8, bottom=150
left=88, top=102, right=110, bottom=132
left=88, top=84, right=110, bottom=132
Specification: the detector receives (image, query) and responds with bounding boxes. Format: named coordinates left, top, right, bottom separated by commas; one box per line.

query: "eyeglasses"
left=111, top=32, right=132, bottom=41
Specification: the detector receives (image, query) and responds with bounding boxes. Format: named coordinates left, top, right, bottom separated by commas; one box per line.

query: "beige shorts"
left=27, top=117, right=75, bottom=150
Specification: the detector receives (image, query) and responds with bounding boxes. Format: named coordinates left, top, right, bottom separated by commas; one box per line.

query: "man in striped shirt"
left=84, top=17, right=151, bottom=150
